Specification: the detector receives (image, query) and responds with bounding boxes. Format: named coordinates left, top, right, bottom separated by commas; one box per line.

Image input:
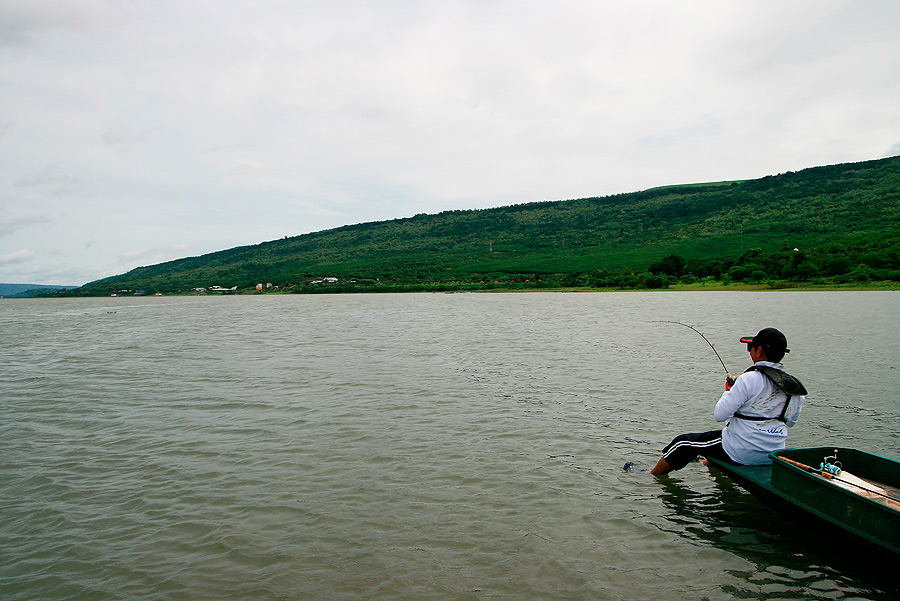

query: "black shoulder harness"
left=732, top=366, right=808, bottom=423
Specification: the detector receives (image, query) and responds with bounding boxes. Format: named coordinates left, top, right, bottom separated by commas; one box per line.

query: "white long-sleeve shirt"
left=715, top=360, right=805, bottom=465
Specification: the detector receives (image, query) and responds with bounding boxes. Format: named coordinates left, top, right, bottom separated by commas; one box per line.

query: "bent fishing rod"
left=650, top=320, right=734, bottom=385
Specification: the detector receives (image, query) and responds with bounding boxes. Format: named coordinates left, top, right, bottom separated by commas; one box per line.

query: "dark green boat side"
left=706, top=446, right=900, bottom=556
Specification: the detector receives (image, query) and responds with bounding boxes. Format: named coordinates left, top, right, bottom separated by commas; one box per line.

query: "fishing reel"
left=820, top=451, right=842, bottom=476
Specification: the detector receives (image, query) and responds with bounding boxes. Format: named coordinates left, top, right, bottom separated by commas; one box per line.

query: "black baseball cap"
left=740, top=327, right=789, bottom=355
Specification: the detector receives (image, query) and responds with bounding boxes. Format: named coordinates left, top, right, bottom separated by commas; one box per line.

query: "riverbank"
left=27, top=278, right=900, bottom=298
left=668, top=280, right=900, bottom=292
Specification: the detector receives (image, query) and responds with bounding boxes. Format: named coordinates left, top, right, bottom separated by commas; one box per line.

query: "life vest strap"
left=733, top=396, right=792, bottom=423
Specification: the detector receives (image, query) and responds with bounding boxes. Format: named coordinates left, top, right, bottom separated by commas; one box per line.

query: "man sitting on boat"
left=649, top=327, right=808, bottom=476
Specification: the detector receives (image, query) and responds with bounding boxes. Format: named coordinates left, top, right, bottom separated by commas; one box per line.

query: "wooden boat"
left=706, top=446, right=900, bottom=556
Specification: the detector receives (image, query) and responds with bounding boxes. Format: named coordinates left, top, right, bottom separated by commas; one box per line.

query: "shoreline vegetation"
left=36, top=278, right=899, bottom=298
left=46, top=155, right=900, bottom=297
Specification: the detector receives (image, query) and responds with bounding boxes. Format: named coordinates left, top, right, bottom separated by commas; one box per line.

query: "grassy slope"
left=78, top=156, right=900, bottom=294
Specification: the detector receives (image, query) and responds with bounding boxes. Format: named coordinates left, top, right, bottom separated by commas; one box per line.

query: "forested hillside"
left=1, top=284, right=75, bottom=298
left=74, top=156, right=900, bottom=294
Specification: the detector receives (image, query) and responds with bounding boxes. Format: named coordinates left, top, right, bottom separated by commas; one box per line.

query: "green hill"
left=0, top=284, right=76, bottom=298
left=76, top=156, right=900, bottom=294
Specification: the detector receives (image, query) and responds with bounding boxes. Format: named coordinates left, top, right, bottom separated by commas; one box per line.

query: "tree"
left=649, top=254, right=686, bottom=277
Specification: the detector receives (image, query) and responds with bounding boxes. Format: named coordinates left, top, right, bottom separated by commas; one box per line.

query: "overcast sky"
left=2, top=0, right=899, bottom=285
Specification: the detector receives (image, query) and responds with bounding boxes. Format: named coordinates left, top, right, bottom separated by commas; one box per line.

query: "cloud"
left=0, top=248, right=35, bottom=265
left=1, top=1, right=899, bottom=285
left=118, top=249, right=158, bottom=264
left=0, top=0, right=105, bottom=46
left=118, top=244, right=194, bottom=267
left=0, top=214, right=52, bottom=237
left=886, top=142, right=900, bottom=158
left=15, top=165, right=79, bottom=197
left=101, top=129, right=153, bottom=151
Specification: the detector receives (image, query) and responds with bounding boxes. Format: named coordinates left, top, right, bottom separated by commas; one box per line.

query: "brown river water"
left=2, top=291, right=898, bottom=600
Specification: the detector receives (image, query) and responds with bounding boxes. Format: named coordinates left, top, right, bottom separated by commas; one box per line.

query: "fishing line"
left=649, top=320, right=731, bottom=376
left=829, top=478, right=900, bottom=503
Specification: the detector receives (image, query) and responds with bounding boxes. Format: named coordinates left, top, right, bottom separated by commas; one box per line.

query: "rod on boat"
left=776, top=456, right=900, bottom=503
left=777, top=456, right=834, bottom=479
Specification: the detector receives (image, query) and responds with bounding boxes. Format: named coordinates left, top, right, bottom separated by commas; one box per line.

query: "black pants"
left=661, top=429, right=735, bottom=471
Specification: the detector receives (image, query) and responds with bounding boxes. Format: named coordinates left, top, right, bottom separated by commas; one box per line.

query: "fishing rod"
left=778, top=456, right=900, bottom=504
left=650, top=320, right=733, bottom=385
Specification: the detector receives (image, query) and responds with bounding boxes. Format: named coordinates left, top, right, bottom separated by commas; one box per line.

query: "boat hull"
left=706, top=446, right=900, bottom=556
